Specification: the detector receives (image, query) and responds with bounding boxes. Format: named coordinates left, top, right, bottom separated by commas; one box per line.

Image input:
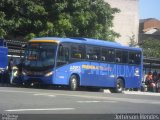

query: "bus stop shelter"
left=5, top=39, right=26, bottom=57
left=143, top=57, right=160, bottom=73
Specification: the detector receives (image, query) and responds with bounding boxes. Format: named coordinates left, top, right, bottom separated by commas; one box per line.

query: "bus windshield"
left=24, top=43, right=57, bottom=71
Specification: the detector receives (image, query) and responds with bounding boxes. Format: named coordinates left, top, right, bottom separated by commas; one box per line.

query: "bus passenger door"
left=54, top=44, right=69, bottom=85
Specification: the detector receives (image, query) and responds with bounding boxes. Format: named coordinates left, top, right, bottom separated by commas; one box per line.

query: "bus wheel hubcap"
left=72, top=78, right=76, bottom=88
left=117, top=81, right=123, bottom=91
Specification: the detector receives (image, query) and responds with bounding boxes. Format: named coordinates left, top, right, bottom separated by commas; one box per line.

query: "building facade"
left=105, top=0, right=139, bottom=45
left=140, top=18, right=160, bottom=34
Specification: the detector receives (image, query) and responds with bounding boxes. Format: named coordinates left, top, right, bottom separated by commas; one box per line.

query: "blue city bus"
left=22, top=37, right=142, bottom=93
left=0, top=39, right=8, bottom=81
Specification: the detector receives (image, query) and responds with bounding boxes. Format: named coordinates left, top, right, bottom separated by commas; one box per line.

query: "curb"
left=100, top=89, right=160, bottom=96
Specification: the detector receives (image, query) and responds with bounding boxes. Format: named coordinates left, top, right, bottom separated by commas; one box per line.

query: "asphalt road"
left=0, top=86, right=160, bottom=119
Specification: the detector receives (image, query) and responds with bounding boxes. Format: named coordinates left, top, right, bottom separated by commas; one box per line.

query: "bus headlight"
left=45, top=71, right=53, bottom=77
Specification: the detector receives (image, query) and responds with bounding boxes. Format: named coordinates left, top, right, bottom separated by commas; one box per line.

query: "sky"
left=139, top=0, right=160, bottom=20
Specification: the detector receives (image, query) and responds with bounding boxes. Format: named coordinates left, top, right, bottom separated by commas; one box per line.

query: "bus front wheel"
left=69, top=75, right=79, bottom=91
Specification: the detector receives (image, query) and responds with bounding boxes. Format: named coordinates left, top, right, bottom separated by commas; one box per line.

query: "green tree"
left=0, top=0, right=120, bottom=41
left=128, top=34, right=138, bottom=47
left=140, top=38, right=160, bottom=58
left=0, top=11, right=8, bottom=38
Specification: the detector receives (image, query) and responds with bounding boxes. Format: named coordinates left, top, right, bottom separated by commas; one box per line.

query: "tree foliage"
left=128, top=34, right=138, bottom=47
left=0, top=0, right=120, bottom=41
left=140, top=38, right=160, bottom=58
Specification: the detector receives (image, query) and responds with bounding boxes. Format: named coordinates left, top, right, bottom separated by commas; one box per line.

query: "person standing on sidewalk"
left=8, top=57, right=15, bottom=84
left=145, top=72, right=156, bottom=92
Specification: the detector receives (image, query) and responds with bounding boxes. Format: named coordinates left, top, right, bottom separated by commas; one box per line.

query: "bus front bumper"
left=22, top=75, right=53, bottom=85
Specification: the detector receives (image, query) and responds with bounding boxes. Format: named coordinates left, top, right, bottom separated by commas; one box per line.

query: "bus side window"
left=115, top=50, right=122, bottom=63
left=101, top=48, right=115, bottom=62
left=57, top=45, right=69, bottom=67
left=86, top=47, right=91, bottom=60
left=135, top=53, right=141, bottom=65
left=128, top=52, right=141, bottom=65
left=107, top=49, right=115, bottom=62
left=121, top=51, right=128, bottom=64
left=101, top=56, right=106, bottom=61
left=71, top=44, right=85, bottom=59
left=129, top=52, right=135, bottom=64
left=86, top=54, right=90, bottom=59
left=115, top=57, right=121, bottom=63
left=101, top=48, right=107, bottom=62
left=86, top=46, right=100, bottom=61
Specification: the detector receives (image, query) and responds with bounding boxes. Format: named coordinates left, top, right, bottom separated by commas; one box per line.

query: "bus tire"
left=111, top=78, right=124, bottom=93
left=116, top=78, right=124, bottom=93
left=69, top=75, right=79, bottom=91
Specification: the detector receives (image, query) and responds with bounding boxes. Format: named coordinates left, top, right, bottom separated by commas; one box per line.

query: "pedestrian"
left=145, top=71, right=156, bottom=92
left=8, top=57, right=14, bottom=72
left=8, top=57, right=15, bottom=84
left=145, top=71, right=153, bottom=85
left=152, top=71, right=158, bottom=83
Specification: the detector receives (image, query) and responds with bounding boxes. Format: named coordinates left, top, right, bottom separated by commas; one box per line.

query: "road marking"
left=103, top=101, right=117, bottom=103
left=48, top=95, right=56, bottom=97
left=5, top=108, right=75, bottom=112
left=34, top=93, right=56, bottom=97
left=0, top=90, right=39, bottom=94
left=77, top=101, right=117, bottom=103
left=77, top=101, right=100, bottom=103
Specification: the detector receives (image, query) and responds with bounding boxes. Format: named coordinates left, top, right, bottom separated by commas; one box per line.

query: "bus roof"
left=30, top=37, right=142, bottom=51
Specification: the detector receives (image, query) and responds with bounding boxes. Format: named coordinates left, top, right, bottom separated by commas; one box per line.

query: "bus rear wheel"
left=69, top=75, right=79, bottom=91
left=111, top=79, right=124, bottom=93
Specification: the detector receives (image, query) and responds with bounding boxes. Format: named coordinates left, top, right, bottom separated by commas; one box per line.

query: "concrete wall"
left=105, top=0, right=139, bottom=45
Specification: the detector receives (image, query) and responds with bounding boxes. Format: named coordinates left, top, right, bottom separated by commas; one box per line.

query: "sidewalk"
left=102, top=89, right=160, bottom=96
left=124, top=90, right=160, bottom=96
